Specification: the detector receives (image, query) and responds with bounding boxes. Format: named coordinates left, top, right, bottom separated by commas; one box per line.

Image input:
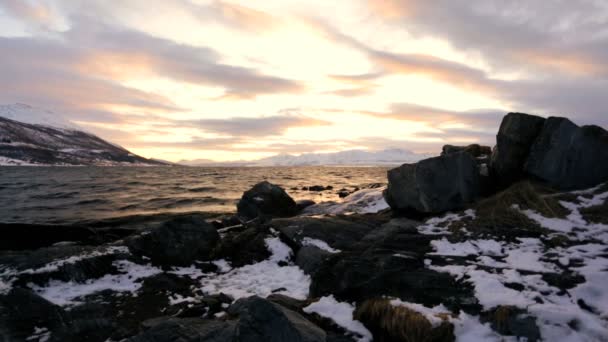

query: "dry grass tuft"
left=354, top=299, right=454, bottom=342
left=451, top=181, right=569, bottom=238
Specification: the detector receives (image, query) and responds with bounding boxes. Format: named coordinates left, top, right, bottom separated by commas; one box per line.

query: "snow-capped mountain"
left=181, top=149, right=432, bottom=166
left=250, top=148, right=432, bottom=166
left=0, top=104, right=166, bottom=166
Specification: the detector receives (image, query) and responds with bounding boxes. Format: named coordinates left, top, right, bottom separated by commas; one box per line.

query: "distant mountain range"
left=0, top=104, right=166, bottom=166
left=1, top=103, right=432, bottom=167
left=180, top=148, right=432, bottom=167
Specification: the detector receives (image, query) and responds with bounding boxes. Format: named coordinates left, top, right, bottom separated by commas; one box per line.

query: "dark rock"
left=296, top=200, right=316, bottom=212
left=524, top=117, right=608, bottom=190
left=267, top=294, right=306, bottom=312
left=338, top=190, right=351, bottom=198
left=126, top=215, right=219, bottom=267
left=384, top=152, right=481, bottom=214
left=308, top=185, right=327, bottom=192
left=442, top=144, right=492, bottom=158
left=295, top=246, right=332, bottom=275
left=227, top=296, right=326, bottom=342
left=129, top=318, right=236, bottom=342
left=490, top=112, right=546, bottom=187
left=272, top=216, right=377, bottom=252
left=0, top=288, right=72, bottom=341
left=213, top=226, right=271, bottom=267
left=177, top=294, right=233, bottom=319
left=309, top=220, right=477, bottom=312
left=237, top=181, right=297, bottom=220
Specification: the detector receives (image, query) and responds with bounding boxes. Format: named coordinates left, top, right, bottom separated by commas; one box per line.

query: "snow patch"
left=301, top=237, right=341, bottom=253
left=303, top=295, right=372, bottom=342
left=418, top=209, right=476, bottom=235
left=200, top=237, right=310, bottom=300
left=29, top=260, right=162, bottom=306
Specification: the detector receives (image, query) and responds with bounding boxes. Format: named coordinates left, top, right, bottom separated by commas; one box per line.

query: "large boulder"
left=384, top=152, right=481, bottom=214
left=237, top=181, right=297, bottom=220
left=272, top=216, right=378, bottom=252
left=0, top=288, right=72, bottom=341
left=129, top=318, right=236, bottom=342
left=490, top=113, right=546, bottom=186
left=126, top=215, right=219, bottom=266
left=524, top=117, right=608, bottom=190
left=228, top=296, right=326, bottom=342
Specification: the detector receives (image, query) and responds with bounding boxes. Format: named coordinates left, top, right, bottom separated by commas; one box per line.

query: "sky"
left=1, top=0, right=607, bottom=162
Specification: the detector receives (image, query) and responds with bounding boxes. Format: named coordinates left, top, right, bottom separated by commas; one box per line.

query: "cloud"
left=310, top=16, right=608, bottom=129
left=0, top=0, right=59, bottom=29
left=0, top=37, right=182, bottom=117
left=366, top=0, right=608, bottom=77
left=67, top=18, right=304, bottom=98
left=192, top=115, right=331, bottom=137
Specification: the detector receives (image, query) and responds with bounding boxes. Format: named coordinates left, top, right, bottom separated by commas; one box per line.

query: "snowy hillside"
left=0, top=105, right=166, bottom=166
left=0, top=104, right=81, bottom=131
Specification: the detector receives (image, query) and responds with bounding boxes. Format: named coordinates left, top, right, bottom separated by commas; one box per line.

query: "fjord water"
left=0, top=166, right=388, bottom=225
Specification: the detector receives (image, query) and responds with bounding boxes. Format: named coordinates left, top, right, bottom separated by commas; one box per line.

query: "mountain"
left=0, top=104, right=166, bottom=166
left=252, top=148, right=431, bottom=166
left=181, top=148, right=432, bottom=167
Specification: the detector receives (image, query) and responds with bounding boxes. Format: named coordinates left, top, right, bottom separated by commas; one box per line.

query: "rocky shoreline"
left=1, top=112, right=608, bottom=342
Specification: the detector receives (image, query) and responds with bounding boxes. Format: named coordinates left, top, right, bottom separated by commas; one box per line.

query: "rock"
left=0, top=288, right=72, bottom=341
left=384, top=152, right=481, bottom=214
left=295, top=246, right=332, bottom=275
left=307, top=185, right=328, bottom=192
left=524, top=117, right=608, bottom=190
left=442, top=144, right=492, bottom=158
left=296, top=200, right=316, bottom=212
left=490, top=113, right=546, bottom=187
left=228, top=296, right=326, bottom=342
left=309, top=219, right=477, bottom=311
left=237, top=181, right=297, bottom=220
left=213, top=226, right=271, bottom=267
left=129, top=318, right=236, bottom=342
left=272, top=216, right=378, bottom=252
left=126, top=215, right=219, bottom=267
left=337, top=190, right=350, bottom=198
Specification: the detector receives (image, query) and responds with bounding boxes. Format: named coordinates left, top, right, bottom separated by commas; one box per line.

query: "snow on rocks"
left=29, top=260, right=162, bottom=306
left=200, top=237, right=310, bottom=300
left=426, top=184, right=608, bottom=341
left=303, top=295, right=373, bottom=342
left=519, top=186, right=608, bottom=243
left=301, top=237, right=341, bottom=254
left=417, top=209, right=476, bottom=235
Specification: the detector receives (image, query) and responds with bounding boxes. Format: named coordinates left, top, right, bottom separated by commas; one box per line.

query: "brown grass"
left=451, top=181, right=568, bottom=238
left=354, top=299, right=454, bottom=342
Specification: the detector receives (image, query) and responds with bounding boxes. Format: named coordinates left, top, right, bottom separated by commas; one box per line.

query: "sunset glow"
left=1, top=0, right=607, bottom=162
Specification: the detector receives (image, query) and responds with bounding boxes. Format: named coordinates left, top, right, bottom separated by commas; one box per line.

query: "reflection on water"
left=0, top=166, right=388, bottom=224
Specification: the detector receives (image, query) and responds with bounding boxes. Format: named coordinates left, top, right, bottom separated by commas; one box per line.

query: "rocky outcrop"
left=237, top=181, right=298, bottom=220
left=126, top=215, right=219, bottom=266
left=228, top=296, right=326, bottom=342
left=490, top=113, right=546, bottom=187
left=442, top=144, right=492, bottom=158
left=384, top=151, right=481, bottom=214
left=524, top=117, right=608, bottom=190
